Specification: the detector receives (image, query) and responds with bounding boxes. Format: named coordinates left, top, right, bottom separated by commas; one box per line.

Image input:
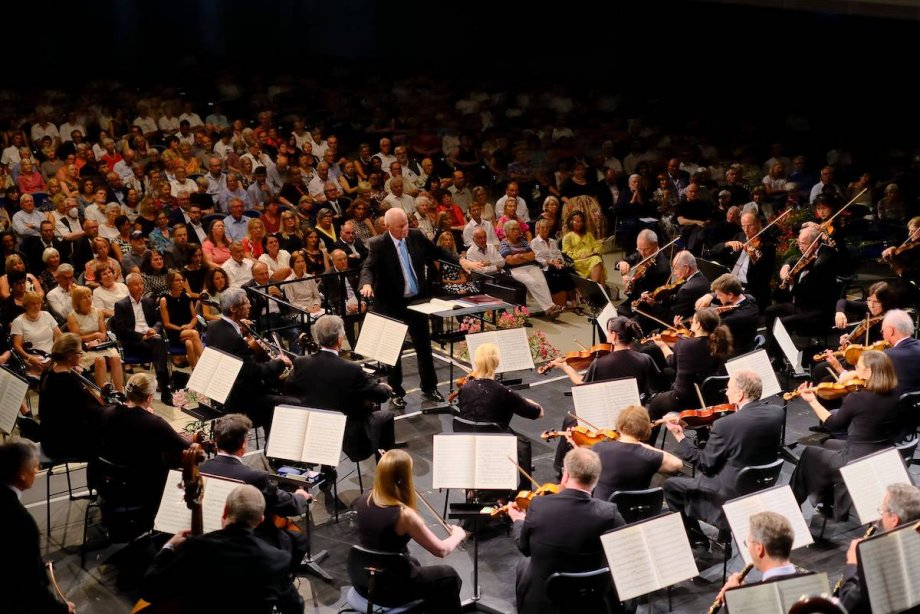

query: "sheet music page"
left=465, top=330, right=498, bottom=368
left=839, top=448, right=910, bottom=524
left=472, top=435, right=519, bottom=490
left=374, top=319, right=408, bottom=366
left=407, top=298, right=463, bottom=314
left=495, top=327, right=535, bottom=372
left=206, top=354, right=243, bottom=403
left=772, top=319, right=805, bottom=374
left=724, top=573, right=829, bottom=614
left=603, top=512, right=698, bottom=601
left=431, top=435, right=476, bottom=489
left=0, top=369, right=28, bottom=435
left=860, top=524, right=920, bottom=613
left=572, top=378, right=640, bottom=429
left=200, top=475, right=241, bottom=534
left=302, top=408, right=347, bottom=467
left=723, top=485, right=814, bottom=565
left=354, top=312, right=384, bottom=361
left=726, top=349, right=781, bottom=399
left=154, top=469, right=192, bottom=534
left=186, top=347, right=222, bottom=397
left=597, top=301, right=618, bottom=331
left=265, top=405, right=309, bottom=461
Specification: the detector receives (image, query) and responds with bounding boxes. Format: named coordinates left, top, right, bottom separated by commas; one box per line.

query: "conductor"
left=359, top=207, right=483, bottom=407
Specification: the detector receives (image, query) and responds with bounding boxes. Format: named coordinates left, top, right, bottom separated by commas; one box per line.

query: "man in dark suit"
left=508, top=448, right=626, bottom=614
left=694, top=273, right=761, bottom=355
left=200, top=414, right=311, bottom=581
left=70, top=218, right=100, bottom=276
left=663, top=370, right=785, bottom=546
left=23, top=220, right=68, bottom=274
left=243, top=262, right=301, bottom=354
left=882, top=309, right=920, bottom=395
left=637, top=250, right=709, bottom=329
left=616, top=229, right=671, bottom=318
left=140, top=484, right=296, bottom=614
left=322, top=249, right=364, bottom=350
left=359, top=207, right=483, bottom=407
left=286, top=315, right=395, bottom=462
left=205, top=287, right=292, bottom=429
left=109, top=272, right=173, bottom=406
left=708, top=212, right=776, bottom=312
left=333, top=220, right=368, bottom=269
left=715, top=511, right=804, bottom=604
left=0, top=440, right=75, bottom=614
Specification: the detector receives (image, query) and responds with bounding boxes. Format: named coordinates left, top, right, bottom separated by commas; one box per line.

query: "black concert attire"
left=457, top=377, right=542, bottom=490
left=887, top=337, right=920, bottom=396
left=286, top=349, right=393, bottom=461
left=333, top=236, right=368, bottom=269
left=242, top=278, right=301, bottom=354
left=513, top=488, right=626, bottom=614
left=96, top=404, right=189, bottom=528
left=664, top=400, right=784, bottom=531
left=359, top=229, right=461, bottom=396
left=354, top=491, right=462, bottom=613
left=161, top=290, right=195, bottom=346
left=612, top=189, right=658, bottom=253
left=790, top=390, right=901, bottom=520
left=592, top=440, right=664, bottom=502
left=712, top=296, right=760, bottom=356
left=200, top=454, right=310, bottom=584
left=617, top=250, right=669, bottom=318
left=554, top=349, right=661, bottom=473
left=675, top=198, right=715, bottom=255
left=205, top=317, right=290, bottom=430
left=0, top=486, right=70, bottom=613
left=38, top=370, right=104, bottom=460
left=140, top=522, right=294, bottom=614
left=109, top=294, right=171, bottom=397
left=709, top=235, right=776, bottom=313
left=765, top=245, right=838, bottom=339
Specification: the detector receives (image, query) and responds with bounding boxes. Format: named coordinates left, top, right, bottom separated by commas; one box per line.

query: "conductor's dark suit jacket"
left=140, top=523, right=292, bottom=613
left=666, top=400, right=785, bottom=527
left=512, top=488, right=626, bottom=614
left=358, top=229, right=458, bottom=314
left=285, top=350, right=391, bottom=459
left=0, top=487, right=69, bottom=613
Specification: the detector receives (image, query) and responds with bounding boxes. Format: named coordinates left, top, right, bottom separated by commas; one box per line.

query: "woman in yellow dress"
left=562, top=210, right=606, bottom=282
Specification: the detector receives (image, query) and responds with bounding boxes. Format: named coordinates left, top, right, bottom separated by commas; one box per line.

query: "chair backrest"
left=735, top=458, right=785, bottom=497
left=897, top=391, right=920, bottom=433
left=451, top=416, right=504, bottom=434
left=546, top=567, right=614, bottom=614
left=347, top=545, right=417, bottom=608
left=700, top=375, right=731, bottom=406
left=608, top=488, right=664, bottom=525
left=753, top=334, right=767, bottom=351
left=896, top=435, right=919, bottom=465
left=16, top=416, right=42, bottom=443
left=242, top=209, right=261, bottom=219
left=88, top=457, right=150, bottom=541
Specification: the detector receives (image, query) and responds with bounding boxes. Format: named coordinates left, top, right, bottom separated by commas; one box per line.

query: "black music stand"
left=448, top=502, right=508, bottom=613
left=696, top=258, right=730, bottom=282
left=570, top=275, right=611, bottom=345
left=273, top=468, right=333, bottom=583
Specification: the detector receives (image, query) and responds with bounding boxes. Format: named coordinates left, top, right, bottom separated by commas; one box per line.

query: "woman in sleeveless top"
left=354, top=449, right=467, bottom=613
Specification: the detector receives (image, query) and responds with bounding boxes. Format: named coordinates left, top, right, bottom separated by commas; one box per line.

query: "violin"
left=623, top=258, right=653, bottom=296
left=779, top=248, right=818, bottom=290
left=447, top=375, right=471, bottom=403
left=541, top=425, right=619, bottom=447
left=654, top=404, right=739, bottom=429
left=639, top=327, right=691, bottom=345
left=537, top=343, right=612, bottom=375
left=813, top=339, right=889, bottom=365
left=783, top=378, right=866, bottom=401
left=742, top=237, right=762, bottom=263
left=239, top=319, right=271, bottom=361
left=489, top=483, right=560, bottom=518
left=631, top=276, right=686, bottom=309
left=880, top=238, right=919, bottom=262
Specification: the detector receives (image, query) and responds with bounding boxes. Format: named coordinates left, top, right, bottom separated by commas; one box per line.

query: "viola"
left=813, top=339, right=889, bottom=365
left=623, top=258, right=653, bottom=296
left=779, top=248, right=818, bottom=290
left=783, top=378, right=866, bottom=401
left=447, top=375, right=470, bottom=403
left=631, top=277, right=686, bottom=309
left=654, top=404, right=739, bottom=429
left=640, top=327, right=691, bottom=345
left=541, top=425, right=619, bottom=447
left=489, top=483, right=560, bottom=518
left=742, top=237, right=762, bottom=263
left=537, top=343, right=612, bottom=375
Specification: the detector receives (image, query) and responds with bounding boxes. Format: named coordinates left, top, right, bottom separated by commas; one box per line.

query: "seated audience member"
left=66, top=285, right=123, bottom=392
left=11, top=291, right=62, bottom=376
left=498, top=220, right=562, bottom=319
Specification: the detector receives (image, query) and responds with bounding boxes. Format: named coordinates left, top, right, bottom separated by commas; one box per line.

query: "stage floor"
left=24, top=334, right=920, bottom=613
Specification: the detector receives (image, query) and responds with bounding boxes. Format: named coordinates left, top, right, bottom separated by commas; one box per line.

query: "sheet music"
left=432, top=435, right=476, bottom=489
left=407, top=298, right=464, bottom=314
left=839, top=448, right=911, bottom=524
left=597, top=301, right=618, bottom=331
left=723, top=485, right=814, bottom=565
left=772, top=318, right=805, bottom=375
left=860, top=523, right=920, bottom=613
left=0, top=368, right=28, bottom=435
left=726, top=349, right=781, bottom=399
left=199, top=475, right=240, bottom=534
left=465, top=328, right=534, bottom=373
left=302, top=409, right=347, bottom=467
left=155, top=470, right=242, bottom=535
left=472, top=435, right=518, bottom=490
left=571, top=378, right=640, bottom=429
left=354, top=313, right=408, bottom=366
left=187, top=347, right=243, bottom=404
left=723, top=573, right=830, bottom=614
left=603, top=512, right=698, bottom=601
left=265, top=406, right=309, bottom=461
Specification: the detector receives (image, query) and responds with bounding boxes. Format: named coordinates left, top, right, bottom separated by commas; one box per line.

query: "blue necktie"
left=397, top=239, right=419, bottom=297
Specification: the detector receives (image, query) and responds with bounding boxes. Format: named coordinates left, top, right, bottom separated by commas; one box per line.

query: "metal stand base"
left=300, top=549, right=333, bottom=583
left=461, top=596, right=510, bottom=613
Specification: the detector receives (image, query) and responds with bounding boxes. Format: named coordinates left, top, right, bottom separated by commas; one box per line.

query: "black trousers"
left=379, top=303, right=437, bottom=395
left=121, top=335, right=170, bottom=391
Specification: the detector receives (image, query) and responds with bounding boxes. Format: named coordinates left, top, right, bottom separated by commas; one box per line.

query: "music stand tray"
left=697, top=258, right=730, bottom=281
left=569, top=274, right=610, bottom=310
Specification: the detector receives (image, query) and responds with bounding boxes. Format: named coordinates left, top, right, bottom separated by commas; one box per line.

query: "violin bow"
left=573, top=339, right=589, bottom=351
left=566, top=411, right=602, bottom=431
left=693, top=383, right=707, bottom=410
left=507, top=456, right=539, bottom=489
left=633, top=308, right=680, bottom=332
left=632, top=237, right=680, bottom=269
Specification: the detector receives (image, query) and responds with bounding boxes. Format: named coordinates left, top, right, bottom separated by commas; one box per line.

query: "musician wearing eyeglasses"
left=615, top=229, right=669, bottom=317
left=693, top=274, right=760, bottom=355
left=707, top=212, right=775, bottom=313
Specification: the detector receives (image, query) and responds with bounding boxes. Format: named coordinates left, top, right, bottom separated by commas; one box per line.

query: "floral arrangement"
left=172, top=388, right=213, bottom=412
left=457, top=306, right=560, bottom=365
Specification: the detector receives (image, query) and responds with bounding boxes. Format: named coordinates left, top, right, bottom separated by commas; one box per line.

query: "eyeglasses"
left=878, top=506, right=891, bottom=516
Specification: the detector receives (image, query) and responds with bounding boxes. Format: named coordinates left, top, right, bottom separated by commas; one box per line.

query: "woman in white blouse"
left=283, top=251, right=323, bottom=318
left=11, top=292, right=62, bottom=376
left=91, top=265, right=129, bottom=318
left=258, top=235, right=292, bottom=281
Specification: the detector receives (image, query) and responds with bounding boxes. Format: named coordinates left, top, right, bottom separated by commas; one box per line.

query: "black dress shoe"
left=389, top=395, right=407, bottom=409
left=422, top=389, right=445, bottom=403
left=160, top=391, right=174, bottom=407
left=688, top=529, right=710, bottom=550
left=390, top=441, right=409, bottom=449
left=809, top=424, right=831, bottom=433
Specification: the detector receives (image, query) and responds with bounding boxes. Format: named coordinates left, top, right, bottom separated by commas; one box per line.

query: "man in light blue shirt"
left=223, top=199, right=250, bottom=243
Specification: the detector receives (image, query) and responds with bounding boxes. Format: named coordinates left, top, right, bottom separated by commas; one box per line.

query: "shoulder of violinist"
left=695, top=292, right=714, bottom=311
